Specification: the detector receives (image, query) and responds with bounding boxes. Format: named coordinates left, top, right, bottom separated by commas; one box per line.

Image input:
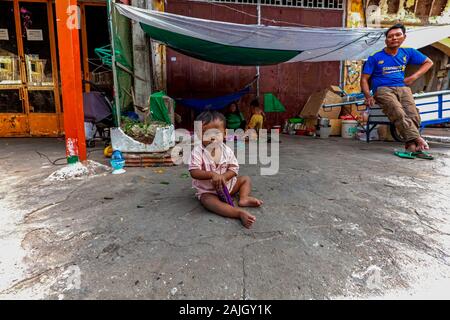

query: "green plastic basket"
left=288, top=118, right=304, bottom=124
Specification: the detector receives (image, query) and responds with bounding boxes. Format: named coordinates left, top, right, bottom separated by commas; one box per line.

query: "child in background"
left=247, top=99, right=265, bottom=134
left=189, top=111, right=263, bottom=228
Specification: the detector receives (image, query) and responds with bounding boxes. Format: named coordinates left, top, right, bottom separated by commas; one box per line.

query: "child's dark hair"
left=250, top=98, right=260, bottom=107
left=196, top=110, right=226, bottom=126
left=385, top=23, right=406, bottom=37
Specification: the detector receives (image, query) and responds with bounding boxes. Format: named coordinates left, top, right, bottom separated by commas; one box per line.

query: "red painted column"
left=55, top=0, right=86, bottom=162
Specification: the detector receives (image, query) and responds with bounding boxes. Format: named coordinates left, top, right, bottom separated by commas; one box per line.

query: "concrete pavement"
left=0, top=136, right=449, bottom=299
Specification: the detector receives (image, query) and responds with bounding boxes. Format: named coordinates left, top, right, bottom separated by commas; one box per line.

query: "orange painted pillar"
left=55, top=0, right=86, bottom=162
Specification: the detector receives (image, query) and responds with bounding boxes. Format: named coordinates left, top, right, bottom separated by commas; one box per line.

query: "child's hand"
left=211, top=173, right=226, bottom=190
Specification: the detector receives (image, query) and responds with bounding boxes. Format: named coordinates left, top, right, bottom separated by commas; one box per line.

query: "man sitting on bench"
left=360, top=23, right=434, bottom=153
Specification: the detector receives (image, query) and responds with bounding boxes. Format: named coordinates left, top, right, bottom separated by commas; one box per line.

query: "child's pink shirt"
left=189, top=143, right=239, bottom=199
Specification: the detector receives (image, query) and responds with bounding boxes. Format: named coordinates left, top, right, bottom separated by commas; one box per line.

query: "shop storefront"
left=0, top=0, right=108, bottom=137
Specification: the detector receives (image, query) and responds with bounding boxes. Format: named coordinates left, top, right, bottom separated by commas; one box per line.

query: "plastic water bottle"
left=110, top=150, right=126, bottom=174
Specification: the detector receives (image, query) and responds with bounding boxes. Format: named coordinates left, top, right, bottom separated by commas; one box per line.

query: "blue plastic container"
left=110, top=159, right=126, bottom=174
left=110, top=159, right=125, bottom=170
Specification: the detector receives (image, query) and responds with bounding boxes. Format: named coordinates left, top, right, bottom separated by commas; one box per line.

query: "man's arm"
left=404, top=58, right=433, bottom=86
left=361, top=74, right=375, bottom=107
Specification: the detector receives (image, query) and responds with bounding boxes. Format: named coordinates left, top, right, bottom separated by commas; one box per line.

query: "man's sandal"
left=411, top=151, right=434, bottom=160
left=394, top=150, right=434, bottom=160
left=394, top=151, right=416, bottom=159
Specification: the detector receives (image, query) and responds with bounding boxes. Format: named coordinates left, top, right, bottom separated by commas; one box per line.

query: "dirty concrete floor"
left=0, top=136, right=449, bottom=299
left=423, top=127, right=450, bottom=137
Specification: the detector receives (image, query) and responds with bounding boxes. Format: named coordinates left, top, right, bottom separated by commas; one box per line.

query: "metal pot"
left=318, top=117, right=330, bottom=127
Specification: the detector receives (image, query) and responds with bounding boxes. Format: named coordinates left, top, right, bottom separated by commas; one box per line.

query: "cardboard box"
left=305, top=118, right=317, bottom=129
left=300, top=87, right=343, bottom=119
left=300, top=91, right=324, bottom=119
left=329, top=85, right=344, bottom=95
left=330, top=119, right=342, bottom=136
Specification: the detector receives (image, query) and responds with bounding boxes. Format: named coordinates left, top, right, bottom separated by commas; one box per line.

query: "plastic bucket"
left=272, top=125, right=281, bottom=133
left=341, top=120, right=358, bottom=138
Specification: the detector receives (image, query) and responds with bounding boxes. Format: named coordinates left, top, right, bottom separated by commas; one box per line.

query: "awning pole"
left=55, top=0, right=86, bottom=163
left=256, top=0, right=261, bottom=98
left=107, top=0, right=121, bottom=126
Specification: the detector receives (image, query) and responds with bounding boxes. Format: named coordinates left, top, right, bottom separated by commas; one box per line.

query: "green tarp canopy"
left=106, top=0, right=134, bottom=125
left=115, top=3, right=450, bottom=65
left=150, top=91, right=173, bottom=124
left=264, top=93, right=286, bottom=113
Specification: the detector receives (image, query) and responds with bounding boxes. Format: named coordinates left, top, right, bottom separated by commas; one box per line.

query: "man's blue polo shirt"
left=362, top=47, right=427, bottom=93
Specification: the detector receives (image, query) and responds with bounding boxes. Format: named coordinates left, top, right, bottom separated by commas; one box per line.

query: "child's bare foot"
left=239, top=196, right=263, bottom=207
left=239, top=210, right=256, bottom=228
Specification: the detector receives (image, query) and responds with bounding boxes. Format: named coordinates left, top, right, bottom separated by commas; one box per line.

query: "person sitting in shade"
left=224, top=102, right=246, bottom=130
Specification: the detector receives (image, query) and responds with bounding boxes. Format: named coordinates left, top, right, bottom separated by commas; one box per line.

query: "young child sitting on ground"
left=189, top=111, right=263, bottom=228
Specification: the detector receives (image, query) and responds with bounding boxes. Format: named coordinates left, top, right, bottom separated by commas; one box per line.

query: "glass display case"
left=0, top=56, right=21, bottom=84
left=25, top=54, right=53, bottom=86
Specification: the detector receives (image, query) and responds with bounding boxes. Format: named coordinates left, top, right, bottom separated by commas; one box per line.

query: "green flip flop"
left=394, top=151, right=415, bottom=159
left=411, top=151, right=434, bottom=160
